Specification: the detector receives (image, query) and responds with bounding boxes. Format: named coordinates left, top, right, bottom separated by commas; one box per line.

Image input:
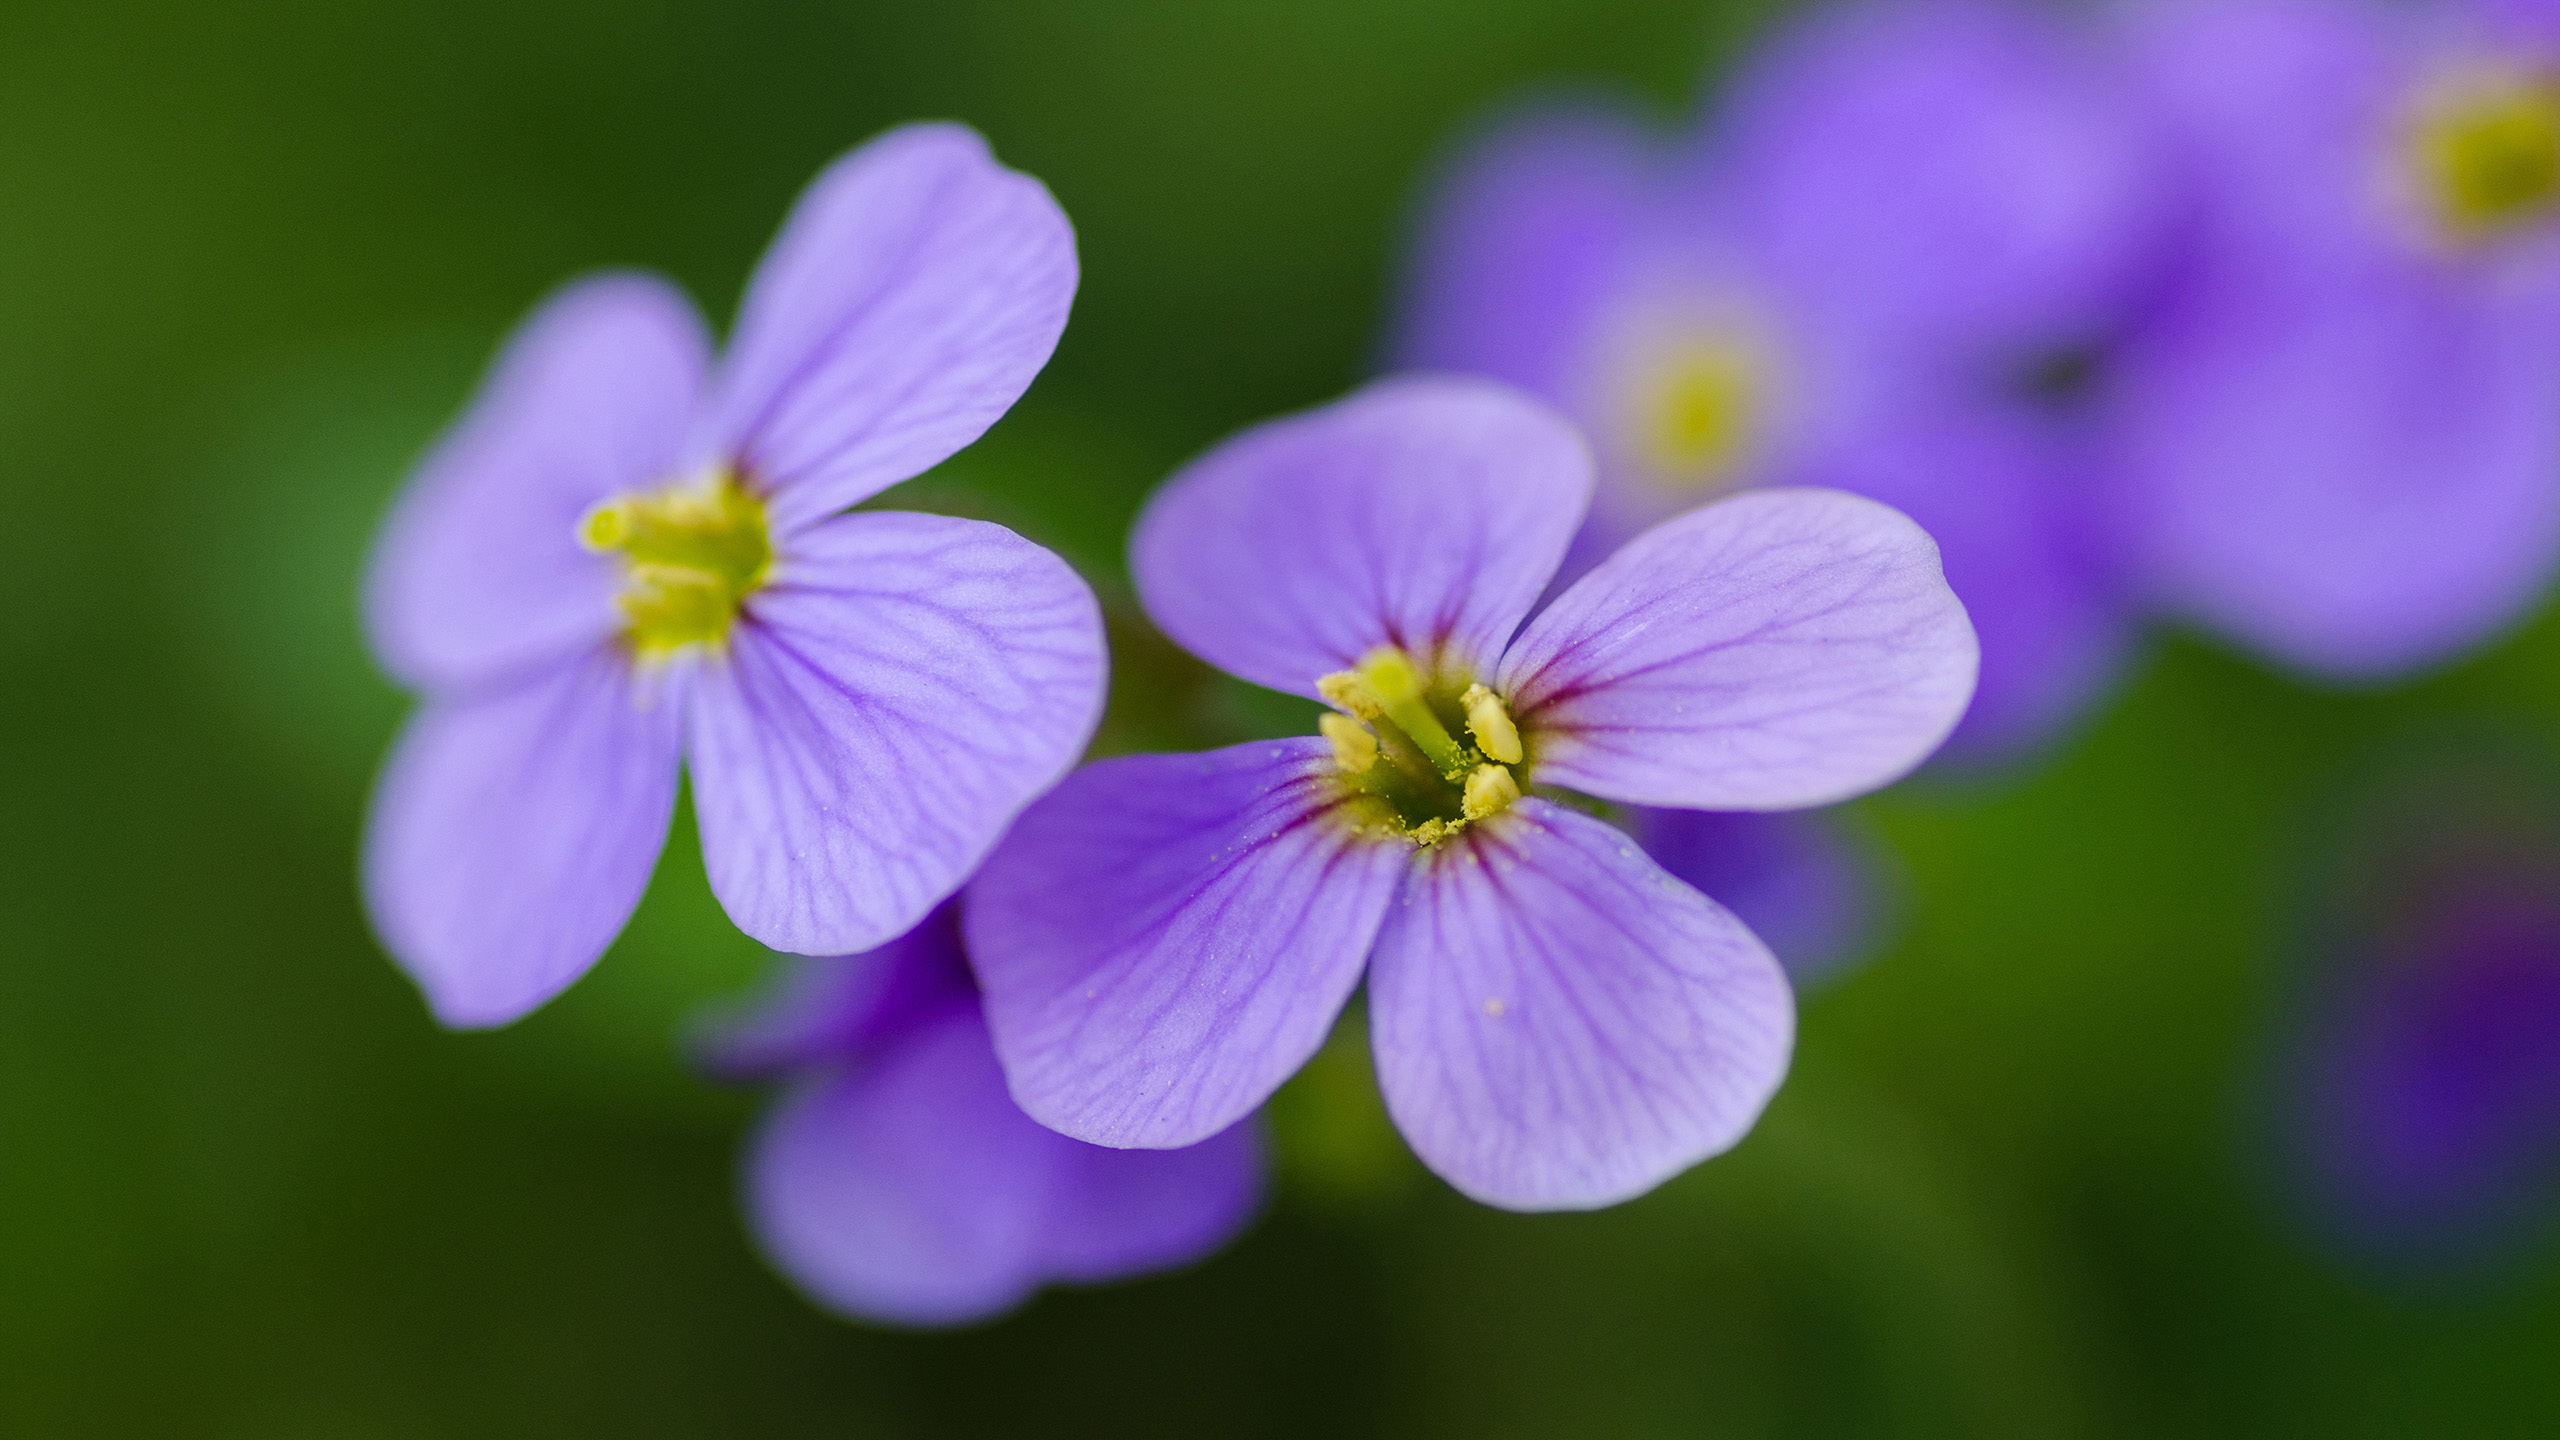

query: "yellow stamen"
left=2409, top=68, right=2560, bottom=241
left=1320, top=713, right=1378, bottom=774
left=1316, top=669, right=1384, bottom=720
left=577, top=471, right=772, bottom=655
left=1461, top=683, right=1523, bottom=765
left=1461, top=763, right=1520, bottom=822
left=1356, top=647, right=1466, bottom=778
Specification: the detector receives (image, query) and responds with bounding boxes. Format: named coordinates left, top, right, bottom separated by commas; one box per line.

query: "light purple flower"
left=2103, top=0, right=2560, bottom=676
left=699, top=903, right=1265, bottom=1327
left=361, top=124, right=1105, bottom=1026
left=966, top=377, right=1978, bottom=1210
left=1393, top=0, right=2156, bottom=764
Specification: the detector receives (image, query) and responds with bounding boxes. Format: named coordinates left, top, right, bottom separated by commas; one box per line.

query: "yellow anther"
left=1461, top=683, right=1523, bottom=765
left=1461, top=763, right=1520, bottom=822
left=576, top=471, right=771, bottom=656
left=1359, top=647, right=1424, bottom=706
left=1316, top=669, right=1384, bottom=720
left=2410, top=68, right=2560, bottom=240
left=578, top=500, right=633, bottom=551
left=1319, top=713, right=1378, bottom=774
left=1356, top=647, right=1466, bottom=776
left=1409, top=818, right=1453, bottom=847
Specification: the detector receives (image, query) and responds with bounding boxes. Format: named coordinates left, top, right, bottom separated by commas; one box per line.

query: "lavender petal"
left=689, top=512, right=1104, bottom=958
left=1131, top=376, right=1593, bottom=695
left=360, top=646, right=682, bottom=1027
left=1368, top=798, right=1795, bottom=1210
left=703, top=124, right=1078, bottom=536
left=966, top=742, right=1408, bottom=1149
left=744, top=1013, right=1067, bottom=1327
left=1805, top=411, right=2137, bottom=764
left=1500, top=488, right=1978, bottom=810
left=1716, top=0, right=2166, bottom=359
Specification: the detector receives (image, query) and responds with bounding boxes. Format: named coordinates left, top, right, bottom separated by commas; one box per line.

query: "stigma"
left=1317, top=647, right=1525, bottom=845
left=578, top=471, right=773, bottom=656
left=2408, top=66, right=2560, bottom=242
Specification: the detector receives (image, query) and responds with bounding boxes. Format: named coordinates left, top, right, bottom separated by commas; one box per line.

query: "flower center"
left=577, top=471, right=773, bottom=655
left=2408, top=68, right=2560, bottom=242
left=1316, top=646, right=1525, bottom=846
left=1621, top=331, right=1765, bottom=492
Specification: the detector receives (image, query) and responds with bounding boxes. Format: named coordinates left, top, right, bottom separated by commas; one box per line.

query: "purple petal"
left=1715, top=0, right=2165, bottom=359
left=2111, top=264, right=2560, bottom=677
left=360, top=646, right=682, bottom=1027
left=966, top=742, right=1408, bottom=1149
left=704, top=124, right=1077, bottom=535
left=1500, top=488, right=1979, bottom=810
left=2116, top=0, right=2410, bottom=288
left=2478, top=0, right=2560, bottom=46
left=747, top=1008, right=1265, bottom=1328
left=366, top=275, right=709, bottom=691
left=745, top=1012, right=1066, bottom=1327
left=1390, top=103, right=1658, bottom=398
left=689, top=512, right=1104, bottom=957
left=1805, top=411, right=2137, bottom=763
left=1367, top=798, right=1795, bottom=1210
left=694, top=902, right=975, bottom=1082
left=1038, top=1121, right=1267, bottom=1285
left=1130, top=376, right=1594, bottom=695
left=1623, top=806, right=1882, bottom=987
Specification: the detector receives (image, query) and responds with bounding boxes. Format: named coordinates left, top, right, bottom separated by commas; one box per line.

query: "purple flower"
left=2103, top=0, right=2560, bottom=676
left=1393, top=0, right=2156, bottom=764
left=361, top=124, right=1105, bottom=1026
left=965, top=377, right=1978, bottom=1210
left=2270, top=755, right=2560, bottom=1267
left=699, top=903, right=1264, bottom=1327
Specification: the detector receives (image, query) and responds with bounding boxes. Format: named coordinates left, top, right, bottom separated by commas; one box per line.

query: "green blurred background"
left=8, top=0, right=2560, bottom=1433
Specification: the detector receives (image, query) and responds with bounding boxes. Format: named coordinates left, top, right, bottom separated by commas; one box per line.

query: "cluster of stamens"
left=577, top=472, right=774, bottom=657
left=2408, top=66, right=2560, bottom=242
left=1316, top=647, right=1525, bottom=846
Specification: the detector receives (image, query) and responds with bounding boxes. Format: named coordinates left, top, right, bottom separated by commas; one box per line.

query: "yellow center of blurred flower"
left=1626, top=334, right=1764, bottom=491
left=577, top=473, right=773, bottom=656
left=1317, top=647, right=1524, bottom=845
left=2409, top=68, right=2560, bottom=241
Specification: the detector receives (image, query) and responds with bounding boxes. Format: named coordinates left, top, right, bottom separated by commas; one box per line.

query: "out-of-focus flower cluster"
left=1397, top=0, right=2560, bottom=1003
left=346, top=0, right=2560, bottom=1329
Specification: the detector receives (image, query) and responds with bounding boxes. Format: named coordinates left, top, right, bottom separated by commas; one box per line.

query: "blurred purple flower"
left=360, top=125, right=1104, bottom=1026
left=966, top=377, right=1978, bottom=1210
left=699, top=903, right=1264, bottom=1327
left=2104, top=0, right=2560, bottom=676
left=2272, top=755, right=2560, bottom=1268
left=1394, top=0, right=2157, bottom=765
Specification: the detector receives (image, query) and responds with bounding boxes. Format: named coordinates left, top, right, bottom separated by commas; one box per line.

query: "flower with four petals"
left=966, top=376, right=1979, bottom=1210
left=362, top=125, right=1104, bottom=1026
